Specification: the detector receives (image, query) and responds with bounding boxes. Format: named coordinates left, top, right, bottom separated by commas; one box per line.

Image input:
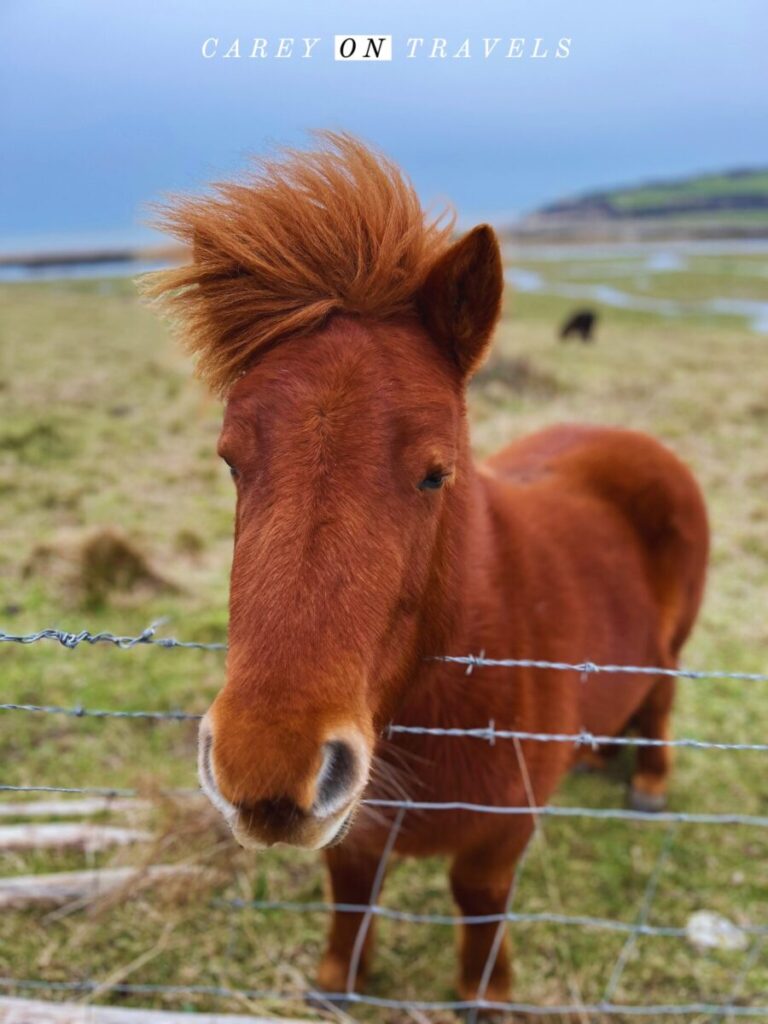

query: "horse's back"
left=484, top=423, right=709, bottom=661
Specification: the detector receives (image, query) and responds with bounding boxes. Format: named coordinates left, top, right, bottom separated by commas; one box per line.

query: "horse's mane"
left=143, top=132, right=455, bottom=396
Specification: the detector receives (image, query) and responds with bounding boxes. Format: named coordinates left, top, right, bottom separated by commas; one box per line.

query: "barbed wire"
left=387, top=723, right=768, bottom=752
left=436, top=651, right=768, bottom=684
left=3, top=699, right=768, bottom=753
left=3, top=623, right=768, bottom=682
left=3, top=624, right=768, bottom=756
left=434, top=653, right=768, bottom=683
left=0, top=624, right=226, bottom=651
left=0, top=701, right=202, bottom=720
left=3, top=621, right=768, bottom=1018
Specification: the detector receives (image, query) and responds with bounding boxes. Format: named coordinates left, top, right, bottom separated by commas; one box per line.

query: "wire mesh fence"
left=1, top=622, right=766, bottom=1019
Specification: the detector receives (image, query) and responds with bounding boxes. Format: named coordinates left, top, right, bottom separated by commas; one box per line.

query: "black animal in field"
left=560, top=308, right=598, bottom=342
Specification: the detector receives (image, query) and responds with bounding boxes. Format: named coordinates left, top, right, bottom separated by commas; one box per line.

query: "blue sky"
left=1, top=0, right=765, bottom=249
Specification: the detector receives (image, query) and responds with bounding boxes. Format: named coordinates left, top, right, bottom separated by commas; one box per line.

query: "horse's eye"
left=418, top=469, right=448, bottom=491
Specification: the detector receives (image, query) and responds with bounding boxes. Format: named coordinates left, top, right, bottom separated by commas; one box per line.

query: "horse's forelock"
left=142, top=132, right=455, bottom=396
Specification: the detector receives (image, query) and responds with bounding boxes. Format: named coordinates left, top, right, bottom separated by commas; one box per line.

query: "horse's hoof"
left=629, top=785, right=667, bottom=813
left=311, top=954, right=364, bottom=1011
left=458, top=981, right=514, bottom=1021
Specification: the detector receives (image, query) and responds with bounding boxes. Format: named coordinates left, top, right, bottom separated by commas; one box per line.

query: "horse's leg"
left=629, top=675, right=676, bottom=812
left=449, top=825, right=533, bottom=1005
left=316, top=843, right=384, bottom=994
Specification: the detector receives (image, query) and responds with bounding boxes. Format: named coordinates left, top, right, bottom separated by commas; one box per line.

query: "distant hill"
left=513, top=168, right=768, bottom=242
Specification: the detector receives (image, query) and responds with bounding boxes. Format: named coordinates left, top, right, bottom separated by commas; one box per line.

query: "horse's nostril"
left=315, top=739, right=357, bottom=816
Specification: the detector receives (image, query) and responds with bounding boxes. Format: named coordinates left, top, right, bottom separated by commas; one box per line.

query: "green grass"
left=607, top=171, right=768, bottom=212
left=511, top=256, right=768, bottom=305
left=543, top=169, right=768, bottom=218
left=1, top=251, right=768, bottom=1021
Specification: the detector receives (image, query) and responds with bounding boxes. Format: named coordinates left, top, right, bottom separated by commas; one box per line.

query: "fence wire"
left=602, top=823, right=678, bottom=1003
left=217, top=897, right=768, bottom=938
left=3, top=624, right=768, bottom=757
left=2, top=622, right=766, bottom=1019
left=2, top=977, right=768, bottom=1018
left=0, top=624, right=226, bottom=651
left=4, top=700, right=768, bottom=754
left=3, top=781, right=768, bottom=828
left=3, top=623, right=768, bottom=682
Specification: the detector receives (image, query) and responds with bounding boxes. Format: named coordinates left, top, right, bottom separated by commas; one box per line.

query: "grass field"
left=605, top=171, right=768, bottom=212
left=538, top=169, right=768, bottom=231
left=1, top=246, right=768, bottom=1022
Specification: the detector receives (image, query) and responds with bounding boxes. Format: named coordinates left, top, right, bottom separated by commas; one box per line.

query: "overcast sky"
left=1, top=0, right=765, bottom=248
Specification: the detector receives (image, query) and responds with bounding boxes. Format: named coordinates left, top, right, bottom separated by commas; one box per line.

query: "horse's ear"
left=418, top=224, right=503, bottom=378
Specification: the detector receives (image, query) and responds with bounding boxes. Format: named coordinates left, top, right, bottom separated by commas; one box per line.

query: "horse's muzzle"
left=197, top=714, right=368, bottom=849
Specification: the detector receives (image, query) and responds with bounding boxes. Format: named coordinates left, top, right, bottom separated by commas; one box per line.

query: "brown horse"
left=147, top=134, right=708, bottom=1004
